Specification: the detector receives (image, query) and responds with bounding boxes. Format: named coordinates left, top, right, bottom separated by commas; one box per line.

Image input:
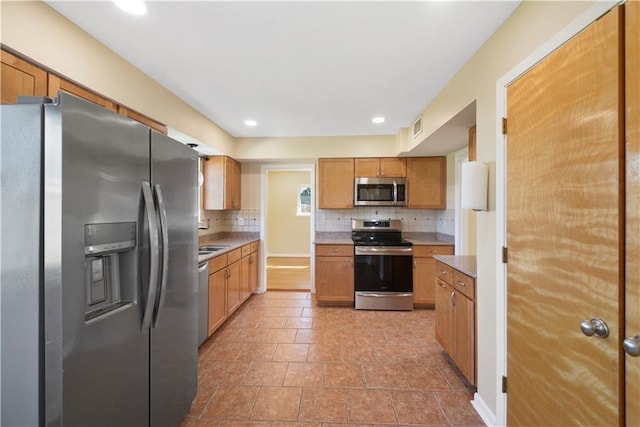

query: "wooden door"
left=412, top=257, right=435, bottom=306
left=435, top=280, right=453, bottom=355
left=208, top=269, right=227, bottom=336
left=626, top=0, right=640, bottom=424
left=379, top=157, right=406, bottom=177
left=406, top=157, right=446, bottom=209
left=454, top=291, right=475, bottom=386
left=226, top=261, right=242, bottom=315
left=315, top=256, right=354, bottom=304
left=318, top=158, right=354, bottom=209
left=506, top=7, right=623, bottom=426
left=226, top=157, right=241, bottom=210
left=1, top=50, right=47, bottom=104
left=241, top=255, right=251, bottom=301
left=249, top=252, right=259, bottom=294
left=354, top=158, right=380, bottom=177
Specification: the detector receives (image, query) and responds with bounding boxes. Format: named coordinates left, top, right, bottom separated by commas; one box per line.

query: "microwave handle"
left=393, top=180, right=398, bottom=205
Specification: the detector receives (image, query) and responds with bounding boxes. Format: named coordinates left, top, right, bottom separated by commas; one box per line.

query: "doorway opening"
left=261, top=165, right=315, bottom=292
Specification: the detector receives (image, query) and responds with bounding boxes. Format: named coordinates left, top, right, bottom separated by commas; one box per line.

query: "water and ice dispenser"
left=84, top=222, right=136, bottom=321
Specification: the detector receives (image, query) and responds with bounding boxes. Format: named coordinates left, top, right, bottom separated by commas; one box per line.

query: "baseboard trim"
left=472, top=393, right=499, bottom=427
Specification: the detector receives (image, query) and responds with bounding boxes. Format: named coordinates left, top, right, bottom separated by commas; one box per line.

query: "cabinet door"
left=118, top=105, right=167, bottom=135
left=1, top=50, right=47, bottom=104
left=226, top=261, right=242, bottom=315
left=203, top=156, right=241, bottom=210
left=208, top=269, right=227, bottom=336
left=413, top=257, right=436, bottom=306
left=318, top=158, right=354, bottom=209
left=226, top=157, right=241, bottom=210
left=435, top=280, right=454, bottom=355
left=454, top=292, right=475, bottom=385
left=406, top=157, right=446, bottom=209
left=249, top=251, right=259, bottom=294
left=379, top=158, right=406, bottom=177
left=354, top=158, right=380, bottom=177
left=48, top=74, right=117, bottom=112
left=241, top=256, right=251, bottom=301
left=315, top=256, right=354, bottom=303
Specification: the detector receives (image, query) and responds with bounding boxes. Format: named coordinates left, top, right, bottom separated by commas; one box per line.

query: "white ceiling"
left=45, top=1, right=520, bottom=140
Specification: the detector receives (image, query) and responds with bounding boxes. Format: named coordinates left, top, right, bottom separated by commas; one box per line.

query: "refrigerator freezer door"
left=150, top=131, right=199, bottom=427
left=50, top=93, right=151, bottom=426
left=1, top=104, right=45, bottom=426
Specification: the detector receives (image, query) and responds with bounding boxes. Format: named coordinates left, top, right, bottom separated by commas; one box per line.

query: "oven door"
left=354, top=246, right=413, bottom=310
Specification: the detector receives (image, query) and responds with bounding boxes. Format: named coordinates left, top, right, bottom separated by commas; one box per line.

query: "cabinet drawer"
left=241, top=243, right=252, bottom=258
left=316, top=245, right=353, bottom=257
left=227, top=248, right=242, bottom=264
left=453, top=270, right=475, bottom=300
left=413, top=245, right=454, bottom=258
left=436, top=261, right=453, bottom=284
left=208, top=254, right=227, bottom=273
left=250, top=241, right=259, bottom=253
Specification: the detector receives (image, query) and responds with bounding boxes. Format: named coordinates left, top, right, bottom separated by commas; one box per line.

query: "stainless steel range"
left=351, top=219, right=413, bottom=310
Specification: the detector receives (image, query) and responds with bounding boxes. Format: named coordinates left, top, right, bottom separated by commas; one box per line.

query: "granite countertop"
left=198, top=232, right=260, bottom=263
left=433, top=255, right=477, bottom=278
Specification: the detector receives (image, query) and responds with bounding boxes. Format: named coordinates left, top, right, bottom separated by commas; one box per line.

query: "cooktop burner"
left=351, top=219, right=412, bottom=247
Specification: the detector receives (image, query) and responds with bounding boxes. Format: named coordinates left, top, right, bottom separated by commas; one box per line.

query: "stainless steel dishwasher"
left=197, top=261, right=209, bottom=346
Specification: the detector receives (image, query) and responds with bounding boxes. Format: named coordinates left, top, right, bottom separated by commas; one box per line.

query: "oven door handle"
left=355, top=246, right=413, bottom=256
left=356, top=292, right=413, bottom=298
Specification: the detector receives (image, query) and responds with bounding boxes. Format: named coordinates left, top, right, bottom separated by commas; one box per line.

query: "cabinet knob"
left=439, top=270, right=448, bottom=275
left=456, top=280, right=466, bottom=287
left=580, top=318, right=609, bottom=339
left=623, top=335, right=640, bottom=357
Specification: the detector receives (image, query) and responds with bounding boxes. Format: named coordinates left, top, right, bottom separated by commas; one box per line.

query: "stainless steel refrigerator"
left=1, top=93, right=199, bottom=426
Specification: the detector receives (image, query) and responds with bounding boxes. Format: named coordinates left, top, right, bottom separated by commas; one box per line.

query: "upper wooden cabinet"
left=406, top=157, right=446, bottom=209
left=318, top=158, right=354, bottom=209
left=118, top=106, right=167, bottom=135
left=355, top=157, right=406, bottom=177
left=204, top=156, right=241, bottom=210
left=2, top=49, right=167, bottom=134
left=1, top=50, right=48, bottom=104
left=48, top=74, right=117, bottom=112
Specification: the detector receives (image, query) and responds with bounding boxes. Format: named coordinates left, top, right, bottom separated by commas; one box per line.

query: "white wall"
left=404, top=1, right=598, bottom=421
left=0, top=1, right=235, bottom=155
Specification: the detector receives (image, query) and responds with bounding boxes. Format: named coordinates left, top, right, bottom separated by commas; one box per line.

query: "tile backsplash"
left=200, top=207, right=454, bottom=236
left=199, top=209, right=261, bottom=236
left=315, top=207, right=448, bottom=233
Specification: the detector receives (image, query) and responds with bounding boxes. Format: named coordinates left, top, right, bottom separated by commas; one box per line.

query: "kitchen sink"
left=199, top=245, right=230, bottom=252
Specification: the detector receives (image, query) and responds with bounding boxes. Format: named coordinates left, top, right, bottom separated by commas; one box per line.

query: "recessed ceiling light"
left=114, top=0, right=147, bottom=15
left=244, top=119, right=257, bottom=127
left=372, top=116, right=385, bottom=124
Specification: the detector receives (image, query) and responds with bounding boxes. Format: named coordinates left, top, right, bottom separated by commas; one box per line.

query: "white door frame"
left=492, top=2, right=620, bottom=425
left=260, top=163, right=316, bottom=293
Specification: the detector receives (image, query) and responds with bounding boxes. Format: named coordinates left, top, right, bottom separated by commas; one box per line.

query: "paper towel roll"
left=461, top=161, right=488, bottom=211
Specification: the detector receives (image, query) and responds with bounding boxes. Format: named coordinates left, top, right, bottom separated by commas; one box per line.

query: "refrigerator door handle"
left=141, top=181, right=160, bottom=332
left=153, top=183, right=170, bottom=327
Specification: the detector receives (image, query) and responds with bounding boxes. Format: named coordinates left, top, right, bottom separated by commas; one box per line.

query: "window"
left=297, top=185, right=311, bottom=216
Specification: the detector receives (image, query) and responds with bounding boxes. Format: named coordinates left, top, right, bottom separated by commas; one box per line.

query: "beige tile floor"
left=181, top=291, right=484, bottom=427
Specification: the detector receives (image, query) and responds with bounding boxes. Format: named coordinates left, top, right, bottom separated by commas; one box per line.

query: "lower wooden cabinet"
left=208, top=268, right=227, bottom=336
left=241, top=241, right=259, bottom=300
left=315, top=244, right=354, bottom=305
left=413, top=245, right=454, bottom=307
left=435, top=260, right=476, bottom=385
left=207, top=241, right=259, bottom=337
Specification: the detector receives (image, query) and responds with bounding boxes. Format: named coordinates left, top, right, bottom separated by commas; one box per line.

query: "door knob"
left=623, top=336, right=640, bottom=357
left=580, top=318, right=609, bottom=338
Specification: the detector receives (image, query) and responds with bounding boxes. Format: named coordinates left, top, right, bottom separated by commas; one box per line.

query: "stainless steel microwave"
left=354, top=177, right=407, bottom=206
